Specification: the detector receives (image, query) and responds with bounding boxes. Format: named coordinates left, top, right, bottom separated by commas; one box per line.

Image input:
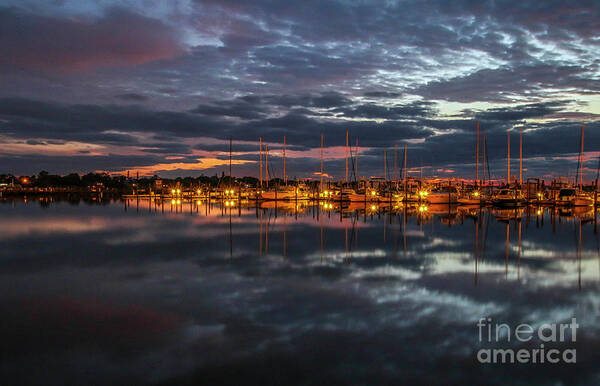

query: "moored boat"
left=492, top=189, right=524, bottom=207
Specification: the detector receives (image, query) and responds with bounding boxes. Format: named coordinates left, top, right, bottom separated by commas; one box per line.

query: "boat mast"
left=345, top=130, right=349, bottom=183
left=483, top=132, right=487, bottom=186
left=519, top=127, right=523, bottom=186
left=579, top=123, right=585, bottom=189
left=507, top=130, right=511, bottom=186
left=283, top=135, right=287, bottom=186
left=265, top=144, right=269, bottom=188
left=394, top=142, right=398, bottom=182
left=476, top=121, right=479, bottom=187
left=355, top=138, right=359, bottom=182
left=259, top=137, right=263, bottom=188
left=320, top=133, right=324, bottom=189
left=229, top=136, right=232, bottom=181
left=404, top=143, right=408, bottom=184
left=384, top=148, right=387, bottom=183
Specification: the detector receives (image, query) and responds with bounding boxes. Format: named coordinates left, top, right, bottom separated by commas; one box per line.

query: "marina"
left=2, top=196, right=600, bottom=384
left=2, top=0, right=599, bottom=383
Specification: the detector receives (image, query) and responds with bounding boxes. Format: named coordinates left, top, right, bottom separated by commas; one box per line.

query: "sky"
left=0, top=0, right=599, bottom=181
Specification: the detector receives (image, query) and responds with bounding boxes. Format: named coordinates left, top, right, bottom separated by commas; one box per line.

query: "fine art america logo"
left=476, top=317, right=578, bottom=364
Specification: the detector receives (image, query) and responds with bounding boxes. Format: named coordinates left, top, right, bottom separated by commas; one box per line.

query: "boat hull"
left=457, top=198, right=481, bottom=205
left=427, top=193, right=458, bottom=204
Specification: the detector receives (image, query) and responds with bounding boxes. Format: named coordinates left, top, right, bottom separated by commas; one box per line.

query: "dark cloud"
left=0, top=154, right=162, bottom=175
left=115, top=93, right=148, bottom=102
left=0, top=7, right=183, bottom=72
left=1, top=96, right=599, bottom=178
left=333, top=101, right=436, bottom=120
left=466, top=101, right=572, bottom=122
left=191, top=98, right=271, bottom=120
left=0, top=1, right=598, bottom=177
left=363, top=91, right=402, bottom=99
left=414, top=65, right=600, bottom=102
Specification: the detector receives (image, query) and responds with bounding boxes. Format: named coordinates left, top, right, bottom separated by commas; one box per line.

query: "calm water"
left=2, top=198, right=600, bottom=385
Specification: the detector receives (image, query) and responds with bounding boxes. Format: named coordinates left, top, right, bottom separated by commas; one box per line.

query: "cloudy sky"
left=0, top=0, right=599, bottom=180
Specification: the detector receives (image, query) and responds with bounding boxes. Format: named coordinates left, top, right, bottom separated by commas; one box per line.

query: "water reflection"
left=1, top=197, right=600, bottom=385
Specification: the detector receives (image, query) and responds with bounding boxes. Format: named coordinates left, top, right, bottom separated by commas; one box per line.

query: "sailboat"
left=556, top=123, right=594, bottom=206
left=458, top=121, right=483, bottom=205
left=492, top=129, right=524, bottom=206
left=427, top=184, right=459, bottom=204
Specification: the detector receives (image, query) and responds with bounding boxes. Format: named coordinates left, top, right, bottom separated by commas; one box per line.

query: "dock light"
left=176, top=189, right=181, bottom=194
left=537, top=192, right=542, bottom=198
left=371, top=205, right=377, bottom=210
left=171, top=189, right=175, bottom=195
left=171, top=199, right=176, bottom=205
left=419, top=191, right=428, bottom=197
left=419, top=205, right=428, bottom=212
left=537, top=209, right=542, bottom=215
left=197, top=189, right=201, bottom=195
left=371, top=191, right=376, bottom=196
left=473, top=191, right=480, bottom=197
left=176, top=199, right=181, bottom=204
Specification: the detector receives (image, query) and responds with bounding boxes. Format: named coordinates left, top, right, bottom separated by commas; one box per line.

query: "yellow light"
left=197, top=200, right=202, bottom=205
left=197, top=190, right=201, bottom=194
left=419, top=191, right=428, bottom=197
left=171, top=199, right=176, bottom=204
left=537, top=192, right=542, bottom=197
left=371, top=205, right=376, bottom=210
left=371, top=191, right=376, bottom=196
left=176, top=199, right=181, bottom=204
left=537, top=209, right=542, bottom=215
left=419, top=205, right=428, bottom=212
left=171, top=189, right=175, bottom=195
left=473, top=191, right=479, bottom=197
left=176, top=189, right=181, bottom=194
